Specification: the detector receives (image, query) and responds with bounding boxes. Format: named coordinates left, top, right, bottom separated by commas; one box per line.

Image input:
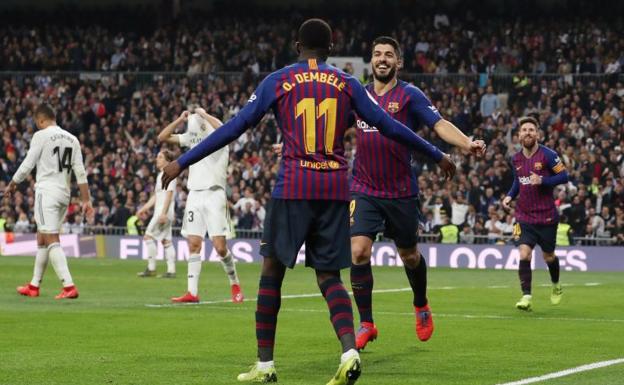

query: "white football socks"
left=220, top=250, right=239, bottom=285
left=48, top=243, right=74, bottom=287
left=165, top=243, right=176, bottom=274
left=341, top=349, right=359, bottom=364
left=30, top=246, right=49, bottom=287
left=145, top=239, right=157, bottom=271
left=187, top=254, right=202, bottom=296
left=257, top=361, right=275, bottom=370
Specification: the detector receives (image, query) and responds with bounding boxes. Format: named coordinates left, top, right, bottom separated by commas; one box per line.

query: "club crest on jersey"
left=387, top=102, right=400, bottom=113
left=534, top=162, right=543, bottom=171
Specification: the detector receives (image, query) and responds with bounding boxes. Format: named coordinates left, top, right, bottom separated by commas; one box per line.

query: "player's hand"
left=529, top=172, right=542, bottom=185
left=4, top=181, right=16, bottom=199
left=81, top=201, right=95, bottom=219
left=162, top=160, right=182, bottom=189
left=502, top=196, right=513, bottom=211
left=180, top=111, right=190, bottom=121
left=158, top=214, right=168, bottom=225
left=272, top=143, right=283, bottom=157
left=194, top=107, right=207, bottom=116
left=469, top=139, right=486, bottom=157
left=437, top=154, right=456, bottom=180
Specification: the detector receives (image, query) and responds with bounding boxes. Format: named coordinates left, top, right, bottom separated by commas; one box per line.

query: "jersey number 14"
left=53, top=146, right=72, bottom=173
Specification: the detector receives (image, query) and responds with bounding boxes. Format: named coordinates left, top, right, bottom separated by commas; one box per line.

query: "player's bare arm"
left=78, top=183, right=94, bottom=218
left=158, top=110, right=190, bottom=144
left=194, top=107, right=223, bottom=128
left=137, top=195, right=156, bottom=217
left=159, top=191, right=174, bottom=224
left=433, top=119, right=486, bottom=156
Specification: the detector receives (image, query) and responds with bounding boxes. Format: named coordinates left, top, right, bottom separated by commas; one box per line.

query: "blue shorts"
left=514, top=222, right=557, bottom=253
left=349, top=192, right=422, bottom=249
left=260, top=199, right=351, bottom=270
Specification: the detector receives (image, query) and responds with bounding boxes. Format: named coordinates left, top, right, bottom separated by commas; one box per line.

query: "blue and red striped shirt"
left=507, top=145, right=569, bottom=225
left=177, top=59, right=443, bottom=201
left=352, top=80, right=442, bottom=198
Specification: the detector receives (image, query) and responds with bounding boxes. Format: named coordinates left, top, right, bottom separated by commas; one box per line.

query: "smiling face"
left=519, top=122, right=538, bottom=149
left=371, top=43, right=402, bottom=83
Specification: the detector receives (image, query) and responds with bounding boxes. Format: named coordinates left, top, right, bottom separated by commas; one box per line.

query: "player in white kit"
left=158, top=108, right=243, bottom=303
left=136, top=150, right=177, bottom=278
left=6, top=104, right=93, bottom=299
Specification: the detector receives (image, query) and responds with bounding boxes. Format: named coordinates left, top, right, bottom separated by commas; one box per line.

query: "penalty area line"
left=495, top=358, right=624, bottom=385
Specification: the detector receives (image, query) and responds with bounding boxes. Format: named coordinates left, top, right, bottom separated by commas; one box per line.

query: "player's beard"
left=373, top=65, right=397, bottom=84
left=521, top=135, right=537, bottom=150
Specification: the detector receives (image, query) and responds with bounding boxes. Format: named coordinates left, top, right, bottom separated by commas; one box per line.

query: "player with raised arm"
left=158, top=108, right=243, bottom=303
left=349, top=36, right=486, bottom=350
left=136, top=150, right=177, bottom=278
left=6, top=104, right=93, bottom=299
left=161, top=19, right=455, bottom=385
left=502, top=116, right=569, bottom=311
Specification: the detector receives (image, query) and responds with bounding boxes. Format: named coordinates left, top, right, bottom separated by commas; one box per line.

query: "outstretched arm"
left=162, top=76, right=277, bottom=188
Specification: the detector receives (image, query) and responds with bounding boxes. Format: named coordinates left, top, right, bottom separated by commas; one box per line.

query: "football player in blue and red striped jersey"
left=161, top=19, right=455, bottom=385
left=502, top=116, right=569, bottom=311
left=349, top=36, right=486, bottom=350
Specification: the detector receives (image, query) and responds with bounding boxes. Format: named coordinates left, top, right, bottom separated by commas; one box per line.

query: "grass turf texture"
left=1, top=255, right=623, bottom=385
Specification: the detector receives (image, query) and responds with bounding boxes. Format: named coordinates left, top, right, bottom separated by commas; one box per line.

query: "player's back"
left=32, top=125, right=82, bottom=198
left=268, top=59, right=356, bottom=201
left=155, top=172, right=176, bottom=218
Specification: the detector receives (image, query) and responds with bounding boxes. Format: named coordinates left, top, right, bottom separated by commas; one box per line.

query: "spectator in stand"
left=480, top=86, right=499, bottom=118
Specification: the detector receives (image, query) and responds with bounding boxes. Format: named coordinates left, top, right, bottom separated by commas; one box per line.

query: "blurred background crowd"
left=1, top=1, right=622, bottom=244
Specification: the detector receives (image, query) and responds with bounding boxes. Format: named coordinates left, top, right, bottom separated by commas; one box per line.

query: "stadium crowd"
left=1, top=12, right=623, bottom=75
left=0, top=9, right=623, bottom=245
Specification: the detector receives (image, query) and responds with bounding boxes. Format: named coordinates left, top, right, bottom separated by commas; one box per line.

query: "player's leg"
left=206, top=187, right=243, bottom=302
left=171, top=234, right=203, bottom=303
left=239, top=199, right=294, bottom=382
left=237, top=256, right=284, bottom=383
left=540, top=224, right=562, bottom=305
left=309, top=200, right=360, bottom=385
left=17, top=232, right=47, bottom=297
left=173, top=192, right=205, bottom=303
left=138, top=234, right=157, bottom=277
left=211, top=235, right=243, bottom=302
left=514, top=223, right=537, bottom=310
left=349, top=194, right=383, bottom=350
left=398, top=246, right=433, bottom=341
left=43, top=232, right=79, bottom=299
left=516, top=244, right=534, bottom=310
left=160, top=238, right=176, bottom=278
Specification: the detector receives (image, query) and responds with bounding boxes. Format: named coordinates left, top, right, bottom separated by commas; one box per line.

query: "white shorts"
left=182, top=187, right=232, bottom=239
left=34, top=191, right=68, bottom=234
left=145, top=216, right=173, bottom=241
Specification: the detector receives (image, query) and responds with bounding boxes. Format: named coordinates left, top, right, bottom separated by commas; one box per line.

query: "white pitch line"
left=495, top=358, right=624, bottom=385
left=147, top=304, right=624, bottom=324
left=144, top=282, right=601, bottom=308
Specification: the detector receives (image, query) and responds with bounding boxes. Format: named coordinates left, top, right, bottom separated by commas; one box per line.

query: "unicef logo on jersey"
left=519, top=176, right=531, bottom=185
left=356, top=119, right=379, bottom=132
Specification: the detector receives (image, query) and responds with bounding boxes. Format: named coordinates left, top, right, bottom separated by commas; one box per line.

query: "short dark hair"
left=298, top=18, right=332, bottom=50
left=160, top=149, right=175, bottom=162
left=34, top=103, right=56, bottom=120
left=372, top=36, right=402, bottom=58
left=518, top=116, right=539, bottom=129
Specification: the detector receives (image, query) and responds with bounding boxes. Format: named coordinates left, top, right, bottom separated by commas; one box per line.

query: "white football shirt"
left=154, top=172, right=176, bottom=220
left=176, top=113, right=228, bottom=191
left=13, top=125, right=87, bottom=200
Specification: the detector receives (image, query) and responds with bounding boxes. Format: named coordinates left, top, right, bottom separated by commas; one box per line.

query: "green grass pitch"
left=1, top=255, right=623, bottom=385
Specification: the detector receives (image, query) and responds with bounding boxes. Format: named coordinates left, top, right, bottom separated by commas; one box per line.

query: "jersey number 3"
left=53, top=146, right=72, bottom=173
left=295, top=97, right=337, bottom=154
